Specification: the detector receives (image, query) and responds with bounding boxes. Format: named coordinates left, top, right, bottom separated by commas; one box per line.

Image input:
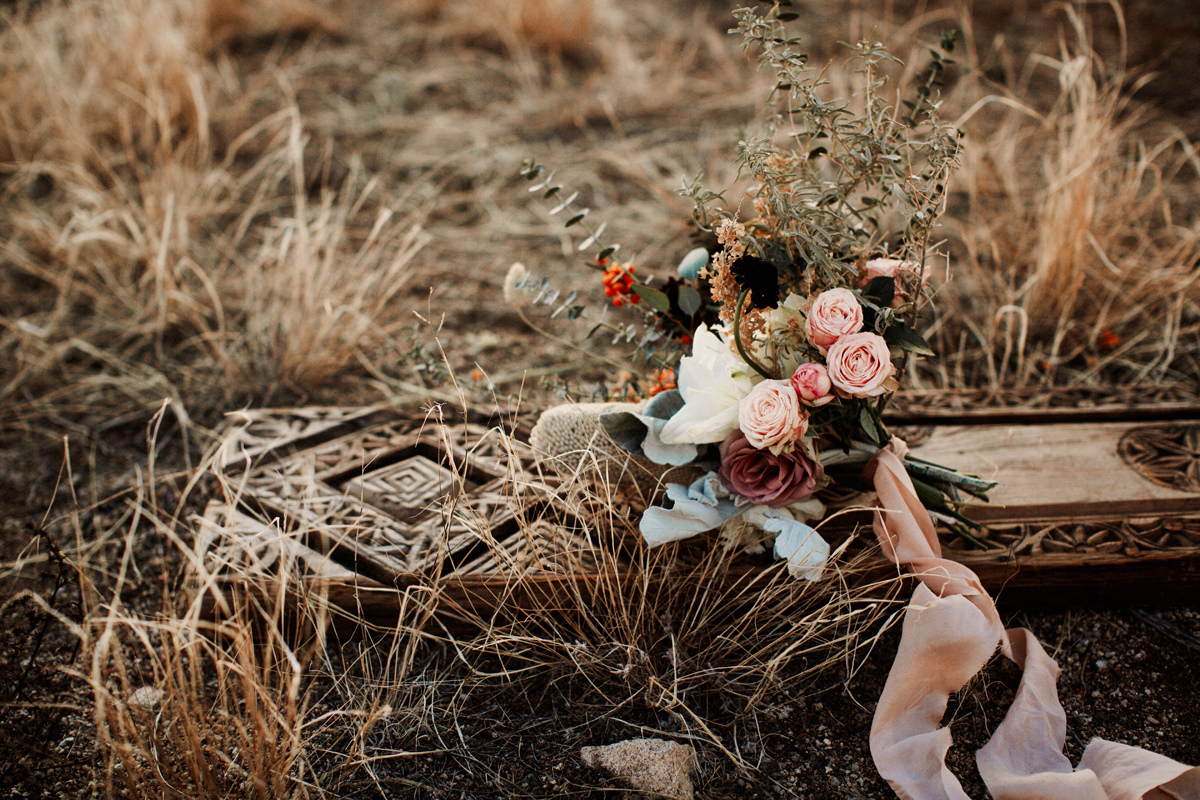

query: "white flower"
left=659, top=324, right=759, bottom=444
left=764, top=292, right=806, bottom=331
left=772, top=523, right=830, bottom=582
left=738, top=379, right=807, bottom=454
left=761, top=292, right=808, bottom=375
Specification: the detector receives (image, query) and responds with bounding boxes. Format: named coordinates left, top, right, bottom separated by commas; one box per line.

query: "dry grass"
left=931, top=3, right=1200, bottom=386
left=0, top=0, right=430, bottom=434
left=1, top=406, right=899, bottom=796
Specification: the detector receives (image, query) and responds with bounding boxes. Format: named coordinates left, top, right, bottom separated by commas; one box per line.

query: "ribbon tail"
left=865, top=437, right=1197, bottom=800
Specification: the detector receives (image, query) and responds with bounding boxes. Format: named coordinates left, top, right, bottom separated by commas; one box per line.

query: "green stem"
left=733, top=288, right=776, bottom=380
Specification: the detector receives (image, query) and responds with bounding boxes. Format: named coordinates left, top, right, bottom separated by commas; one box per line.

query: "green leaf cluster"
left=684, top=6, right=962, bottom=296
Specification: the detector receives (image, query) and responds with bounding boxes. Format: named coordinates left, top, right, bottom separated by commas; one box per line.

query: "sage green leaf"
left=631, top=284, right=671, bottom=314
left=678, top=285, right=702, bottom=317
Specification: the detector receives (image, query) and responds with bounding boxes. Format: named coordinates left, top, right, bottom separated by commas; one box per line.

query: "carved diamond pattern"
left=215, top=407, right=579, bottom=578
left=219, top=407, right=388, bottom=468
left=344, top=454, right=460, bottom=523
left=448, top=519, right=599, bottom=578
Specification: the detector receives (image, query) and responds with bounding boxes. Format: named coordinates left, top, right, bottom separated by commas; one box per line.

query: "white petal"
left=772, top=524, right=831, bottom=582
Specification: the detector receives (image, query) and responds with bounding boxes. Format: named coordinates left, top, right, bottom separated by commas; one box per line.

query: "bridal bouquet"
left=587, top=234, right=994, bottom=582
left=516, top=6, right=990, bottom=581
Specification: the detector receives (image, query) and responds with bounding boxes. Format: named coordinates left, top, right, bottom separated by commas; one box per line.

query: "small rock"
left=581, top=738, right=697, bottom=800
left=129, top=685, right=162, bottom=710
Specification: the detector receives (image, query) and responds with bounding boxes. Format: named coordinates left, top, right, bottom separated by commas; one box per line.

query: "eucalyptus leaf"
left=578, top=221, right=607, bottom=251
left=678, top=285, right=702, bottom=317
left=631, top=284, right=671, bottom=314
left=548, top=191, right=577, bottom=214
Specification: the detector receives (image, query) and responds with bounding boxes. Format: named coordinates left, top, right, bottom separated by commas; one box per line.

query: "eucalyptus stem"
left=732, top=288, right=776, bottom=380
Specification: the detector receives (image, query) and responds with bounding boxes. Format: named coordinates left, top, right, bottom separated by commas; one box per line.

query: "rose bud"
left=791, top=363, right=834, bottom=406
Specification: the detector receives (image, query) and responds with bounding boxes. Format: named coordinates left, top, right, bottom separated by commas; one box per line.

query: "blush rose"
left=719, top=431, right=824, bottom=507
left=791, top=363, right=833, bottom=406
left=825, top=332, right=896, bottom=398
left=738, top=379, right=808, bottom=454
left=804, top=288, right=863, bottom=351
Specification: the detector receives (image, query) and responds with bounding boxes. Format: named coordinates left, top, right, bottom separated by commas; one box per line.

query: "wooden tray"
left=195, top=389, right=1200, bottom=627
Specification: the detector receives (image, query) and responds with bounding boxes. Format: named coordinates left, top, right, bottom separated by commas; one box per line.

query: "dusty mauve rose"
left=719, top=431, right=824, bottom=507
left=804, top=288, right=863, bottom=351
left=826, top=332, right=896, bottom=398
left=738, top=379, right=807, bottom=454
left=791, top=363, right=833, bottom=406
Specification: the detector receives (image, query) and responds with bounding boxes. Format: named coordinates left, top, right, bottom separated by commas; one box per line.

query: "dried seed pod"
left=529, top=402, right=703, bottom=489
left=530, top=402, right=638, bottom=462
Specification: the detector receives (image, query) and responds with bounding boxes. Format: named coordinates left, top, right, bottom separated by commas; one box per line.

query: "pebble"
left=581, top=738, right=697, bottom=800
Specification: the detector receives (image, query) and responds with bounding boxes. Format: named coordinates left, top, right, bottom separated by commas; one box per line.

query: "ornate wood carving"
left=1118, top=423, right=1200, bottom=493
left=197, top=402, right=1200, bottom=623
left=207, top=410, right=595, bottom=588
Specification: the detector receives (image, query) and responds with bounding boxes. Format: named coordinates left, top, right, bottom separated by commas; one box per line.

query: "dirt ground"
left=2, top=0, right=1199, bottom=797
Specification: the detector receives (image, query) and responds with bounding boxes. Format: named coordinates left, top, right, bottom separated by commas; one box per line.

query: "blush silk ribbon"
left=865, top=438, right=1199, bottom=800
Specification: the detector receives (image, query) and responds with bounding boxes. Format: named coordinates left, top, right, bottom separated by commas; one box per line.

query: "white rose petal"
left=659, top=324, right=758, bottom=445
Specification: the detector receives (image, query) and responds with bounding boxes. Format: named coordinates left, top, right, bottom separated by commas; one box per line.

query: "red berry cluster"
left=601, top=261, right=639, bottom=307
left=647, top=368, right=677, bottom=397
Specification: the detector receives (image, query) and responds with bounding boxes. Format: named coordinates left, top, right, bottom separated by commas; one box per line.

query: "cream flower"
left=738, top=379, right=808, bottom=454
left=826, top=332, right=897, bottom=398
left=805, top=288, right=863, bottom=352
left=659, top=324, right=758, bottom=444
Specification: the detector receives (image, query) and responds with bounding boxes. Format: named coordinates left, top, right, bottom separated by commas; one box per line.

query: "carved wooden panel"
left=197, top=401, right=1200, bottom=627
left=204, top=409, right=596, bottom=592
left=1119, top=423, right=1200, bottom=494
left=218, top=406, right=394, bottom=469
left=908, top=421, right=1200, bottom=522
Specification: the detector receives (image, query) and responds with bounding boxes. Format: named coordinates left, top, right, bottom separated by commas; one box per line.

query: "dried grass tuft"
left=0, top=0, right=429, bottom=429
left=26, top=403, right=898, bottom=795
left=940, top=4, right=1200, bottom=386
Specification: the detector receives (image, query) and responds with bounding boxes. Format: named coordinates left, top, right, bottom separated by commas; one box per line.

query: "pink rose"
left=738, top=379, right=808, bottom=454
left=804, top=288, right=863, bottom=352
left=826, top=332, right=896, bottom=398
left=791, top=363, right=833, bottom=406
left=862, top=258, right=931, bottom=305
left=719, top=431, right=824, bottom=508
